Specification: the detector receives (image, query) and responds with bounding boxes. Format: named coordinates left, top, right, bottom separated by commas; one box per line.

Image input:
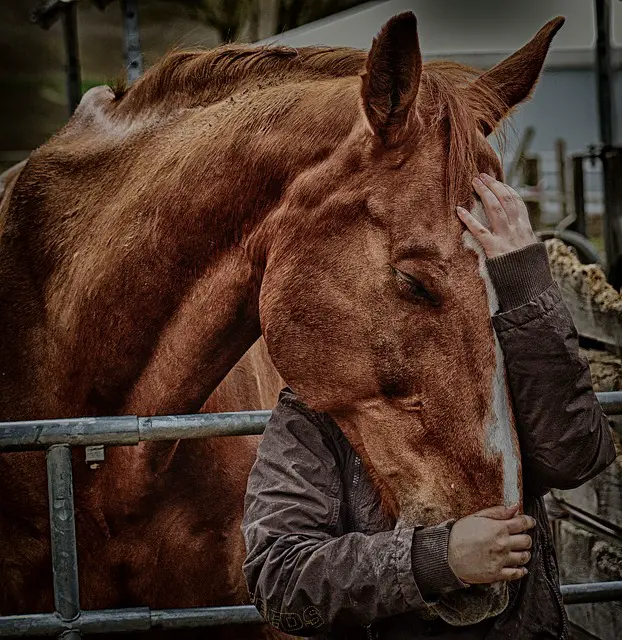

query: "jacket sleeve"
left=487, top=242, right=617, bottom=496
left=241, top=397, right=464, bottom=637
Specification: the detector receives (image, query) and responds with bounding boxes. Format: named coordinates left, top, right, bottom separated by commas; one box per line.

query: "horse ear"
left=473, top=17, right=565, bottom=135
left=361, top=12, right=422, bottom=147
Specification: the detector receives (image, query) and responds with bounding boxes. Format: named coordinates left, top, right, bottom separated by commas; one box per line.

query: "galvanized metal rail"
left=1, top=391, right=621, bottom=637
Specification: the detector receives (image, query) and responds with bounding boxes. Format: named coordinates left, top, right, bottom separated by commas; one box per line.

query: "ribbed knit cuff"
left=411, top=521, right=468, bottom=598
left=486, top=242, right=554, bottom=312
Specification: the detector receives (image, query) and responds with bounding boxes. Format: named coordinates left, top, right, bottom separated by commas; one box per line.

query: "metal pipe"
left=3, top=583, right=622, bottom=638
left=0, top=411, right=271, bottom=451
left=0, top=416, right=139, bottom=451
left=139, top=411, right=271, bottom=442
left=0, top=606, right=262, bottom=636
left=561, top=580, right=622, bottom=605
left=535, top=229, right=602, bottom=266
left=597, top=391, right=622, bottom=416
left=3, top=393, right=622, bottom=451
left=554, top=499, right=622, bottom=541
left=61, top=2, right=81, bottom=114
left=150, top=606, right=263, bottom=629
left=46, top=445, right=80, bottom=640
left=120, top=0, right=143, bottom=84
left=0, top=613, right=65, bottom=637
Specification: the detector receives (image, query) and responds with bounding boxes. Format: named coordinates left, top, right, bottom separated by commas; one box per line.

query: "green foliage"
left=162, top=0, right=252, bottom=41
left=164, top=0, right=368, bottom=42
left=275, top=0, right=366, bottom=34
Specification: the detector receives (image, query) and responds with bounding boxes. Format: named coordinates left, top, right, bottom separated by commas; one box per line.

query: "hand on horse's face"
left=448, top=504, right=536, bottom=585
left=456, top=173, right=538, bottom=259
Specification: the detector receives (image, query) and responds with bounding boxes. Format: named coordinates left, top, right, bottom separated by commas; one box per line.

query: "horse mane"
left=111, top=44, right=508, bottom=211
left=111, top=44, right=368, bottom=115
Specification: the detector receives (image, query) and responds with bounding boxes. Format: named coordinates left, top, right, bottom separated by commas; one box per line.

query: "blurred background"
left=0, top=0, right=367, bottom=171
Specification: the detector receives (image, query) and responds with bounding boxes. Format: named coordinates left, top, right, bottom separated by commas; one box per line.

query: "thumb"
left=474, top=504, right=519, bottom=520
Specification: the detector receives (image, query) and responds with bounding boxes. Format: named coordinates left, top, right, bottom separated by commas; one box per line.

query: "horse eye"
left=391, top=266, right=440, bottom=306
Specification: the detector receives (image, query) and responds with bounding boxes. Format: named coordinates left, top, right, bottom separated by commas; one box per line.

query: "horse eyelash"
left=390, top=266, right=440, bottom=307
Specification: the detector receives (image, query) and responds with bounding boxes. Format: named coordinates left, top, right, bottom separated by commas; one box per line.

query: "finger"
left=506, top=514, right=537, bottom=534
left=505, top=551, right=532, bottom=567
left=508, top=534, right=533, bottom=551
left=456, top=206, right=493, bottom=241
left=499, top=567, right=528, bottom=581
left=479, top=173, right=520, bottom=222
left=474, top=504, right=519, bottom=520
left=472, top=177, right=510, bottom=233
left=505, top=185, right=531, bottom=224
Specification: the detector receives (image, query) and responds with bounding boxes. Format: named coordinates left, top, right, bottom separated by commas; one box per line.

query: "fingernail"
left=473, top=177, right=482, bottom=185
left=479, top=172, right=490, bottom=181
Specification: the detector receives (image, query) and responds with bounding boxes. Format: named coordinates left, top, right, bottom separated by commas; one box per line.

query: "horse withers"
left=0, top=12, right=564, bottom=634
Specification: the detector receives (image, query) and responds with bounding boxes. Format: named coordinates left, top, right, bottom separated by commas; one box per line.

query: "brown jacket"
left=242, top=243, right=616, bottom=639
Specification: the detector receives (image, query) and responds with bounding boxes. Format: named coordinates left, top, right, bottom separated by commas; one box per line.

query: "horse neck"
left=119, top=81, right=359, bottom=416
left=0, top=81, right=356, bottom=420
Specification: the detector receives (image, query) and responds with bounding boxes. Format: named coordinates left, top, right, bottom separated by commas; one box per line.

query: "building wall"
left=505, top=69, right=622, bottom=156
left=263, top=0, right=622, bottom=60
left=263, top=0, right=622, bottom=154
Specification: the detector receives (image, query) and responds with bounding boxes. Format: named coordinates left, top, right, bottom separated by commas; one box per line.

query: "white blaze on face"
left=462, top=202, right=520, bottom=507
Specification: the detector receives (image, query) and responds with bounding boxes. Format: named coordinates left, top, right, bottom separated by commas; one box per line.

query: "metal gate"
left=2, top=393, right=622, bottom=637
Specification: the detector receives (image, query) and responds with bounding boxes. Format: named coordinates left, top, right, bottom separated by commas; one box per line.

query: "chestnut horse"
left=0, top=12, right=563, bottom=632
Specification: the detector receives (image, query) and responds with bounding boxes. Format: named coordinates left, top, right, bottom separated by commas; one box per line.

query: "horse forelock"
left=417, top=61, right=510, bottom=212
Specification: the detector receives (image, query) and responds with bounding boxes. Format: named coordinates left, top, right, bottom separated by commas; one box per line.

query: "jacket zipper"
left=541, top=551, right=568, bottom=639
left=538, top=498, right=568, bottom=640
left=351, top=456, right=372, bottom=639
left=348, top=455, right=361, bottom=531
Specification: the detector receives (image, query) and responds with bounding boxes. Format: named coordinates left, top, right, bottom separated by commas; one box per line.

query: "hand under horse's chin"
left=396, top=507, right=510, bottom=626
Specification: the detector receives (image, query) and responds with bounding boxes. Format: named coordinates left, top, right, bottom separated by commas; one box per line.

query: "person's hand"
left=448, top=504, right=536, bottom=585
left=456, top=173, right=538, bottom=259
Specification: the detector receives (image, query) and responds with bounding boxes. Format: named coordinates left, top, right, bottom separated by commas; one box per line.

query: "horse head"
left=252, top=12, right=564, bottom=625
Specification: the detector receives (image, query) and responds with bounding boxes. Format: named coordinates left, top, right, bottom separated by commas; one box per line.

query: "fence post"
left=47, top=445, right=81, bottom=639
left=570, top=155, right=587, bottom=237
left=601, top=147, right=622, bottom=289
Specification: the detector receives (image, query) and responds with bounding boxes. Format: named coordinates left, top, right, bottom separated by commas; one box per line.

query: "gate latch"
left=85, top=445, right=105, bottom=469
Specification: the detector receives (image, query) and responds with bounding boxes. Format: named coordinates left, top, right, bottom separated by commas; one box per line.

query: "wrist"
left=411, top=521, right=469, bottom=598
left=486, top=242, right=554, bottom=311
